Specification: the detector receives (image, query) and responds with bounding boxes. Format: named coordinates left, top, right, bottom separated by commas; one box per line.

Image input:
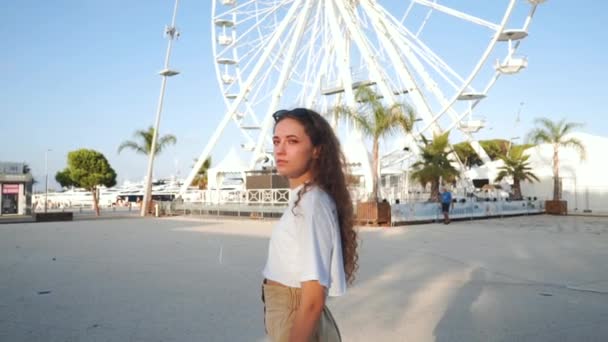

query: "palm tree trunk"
left=430, top=180, right=439, bottom=202
left=91, top=187, right=100, bottom=216
left=513, top=178, right=522, bottom=200
left=372, top=137, right=379, bottom=202
left=552, top=143, right=560, bottom=200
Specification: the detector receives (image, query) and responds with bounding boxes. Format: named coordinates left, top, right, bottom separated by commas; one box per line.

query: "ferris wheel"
left=181, top=0, right=546, bottom=193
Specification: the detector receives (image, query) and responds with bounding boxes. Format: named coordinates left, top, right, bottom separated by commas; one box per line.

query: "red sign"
left=2, top=184, right=19, bottom=194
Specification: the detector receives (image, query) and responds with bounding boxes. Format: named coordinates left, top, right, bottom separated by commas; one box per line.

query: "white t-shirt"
left=262, top=184, right=347, bottom=297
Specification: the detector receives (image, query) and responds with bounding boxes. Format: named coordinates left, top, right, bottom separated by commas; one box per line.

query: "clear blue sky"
left=1, top=1, right=606, bottom=191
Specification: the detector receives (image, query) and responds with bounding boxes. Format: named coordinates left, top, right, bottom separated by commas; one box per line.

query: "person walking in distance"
left=262, top=108, right=358, bottom=342
left=440, top=186, right=454, bottom=224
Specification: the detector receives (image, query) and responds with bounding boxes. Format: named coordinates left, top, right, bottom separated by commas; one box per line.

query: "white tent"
left=207, top=147, right=247, bottom=190
left=520, top=132, right=608, bottom=213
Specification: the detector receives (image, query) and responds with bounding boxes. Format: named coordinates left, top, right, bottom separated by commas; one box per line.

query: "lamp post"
left=141, top=0, right=181, bottom=216
left=508, top=102, right=524, bottom=154
left=44, top=149, right=52, bottom=213
left=508, top=136, right=520, bottom=154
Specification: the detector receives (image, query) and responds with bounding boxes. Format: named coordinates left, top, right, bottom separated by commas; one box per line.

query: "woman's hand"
left=289, top=280, right=326, bottom=342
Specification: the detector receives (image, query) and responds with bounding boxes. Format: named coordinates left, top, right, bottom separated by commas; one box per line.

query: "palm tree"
left=494, top=148, right=539, bottom=200
left=117, top=126, right=177, bottom=156
left=333, top=86, right=416, bottom=201
left=191, top=157, right=212, bottom=189
left=526, top=118, right=586, bottom=200
left=410, top=132, right=460, bottom=202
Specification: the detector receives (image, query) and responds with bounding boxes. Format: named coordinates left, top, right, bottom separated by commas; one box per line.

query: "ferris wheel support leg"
left=468, top=138, right=492, bottom=164
left=179, top=113, right=233, bottom=195
left=250, top=0, right=313, bottom=170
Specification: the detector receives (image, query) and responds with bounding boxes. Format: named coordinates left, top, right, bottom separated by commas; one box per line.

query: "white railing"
left=182, top=189, right=291, bottom=205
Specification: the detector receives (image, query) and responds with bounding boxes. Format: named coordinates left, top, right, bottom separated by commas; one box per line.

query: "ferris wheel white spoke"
left=249, top=68, right=276, bottom=106
left=419, top=0, right=517, bottom=133
left=406, top=35, right=464, bottom=88
left=401, top=1, right=415, bottom=25
left=249, top=56, right=281, bottom=105
left=214, top=0, right=257, bottom=18
left=332, top=0, right=395, bottom=104
left=183, top=0, right=305, bottom=193
left=360, top=0, right=441, bottom=134
left=301, top=6, right=325, bottom=84
left=287, top=18, right=323, bottom=87
left=224, top=0, right=303, bottom=110
left=216, top=5, right=285, bottom=58
left=369, top=2, right=465, bottom=128
left=413, top=0, right=501, bottom=31
left=250, top=0, right=314, bottom=169
left=326, top=0, right=356, bottom=108
left=414, top=1, right=435, bottom=37
left=216, top=28, right=265, bottom=61
left=381, top=7, right=465, bottom=90
left=305, top=44, right=332, bottom=108
left=300, top=25, right=324, bottom=101
left=379, top=9, right=463, bottom=93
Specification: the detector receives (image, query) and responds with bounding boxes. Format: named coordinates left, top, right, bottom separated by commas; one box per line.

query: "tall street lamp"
left=141, top=0, right=181, bottom=216
left=508, top=136, right=521, bottom=154
left=44, top=149, right=52, bottom=213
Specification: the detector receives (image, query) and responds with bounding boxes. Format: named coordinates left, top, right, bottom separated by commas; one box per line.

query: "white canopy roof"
left=211, top=147, right=247, bottom=173
left=208, top=147, right=247, bottom=189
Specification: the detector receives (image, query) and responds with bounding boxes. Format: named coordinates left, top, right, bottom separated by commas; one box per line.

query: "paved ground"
left=1, top=215, right=607, bottom=341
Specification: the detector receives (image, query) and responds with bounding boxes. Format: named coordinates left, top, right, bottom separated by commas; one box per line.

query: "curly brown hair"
left=274, top=108, right=359, bottom=285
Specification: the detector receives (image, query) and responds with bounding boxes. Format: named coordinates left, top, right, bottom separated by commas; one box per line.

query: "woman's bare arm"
left=289, top=280, right=326, bottom=342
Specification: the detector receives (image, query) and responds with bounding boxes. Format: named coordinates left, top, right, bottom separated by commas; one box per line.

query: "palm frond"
left=561, top=137, right=587, bottom=160
left=120, top=126, right=177, bottom=156
left=331, top=106, right=374, bottom=136
left=117, top=141, right=147, bottom=155
left=561, top=121, right=584, bottom=135
left=155, top=134, right=177, bottom=154
left=494, top=170, right=509, bottom=182
left=526, top=128, right=551, bottom=145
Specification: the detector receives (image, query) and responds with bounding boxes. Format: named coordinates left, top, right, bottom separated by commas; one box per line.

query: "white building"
left=520, top=132, right=607, bottom=213
left=0, top=162, right=33, bottom=216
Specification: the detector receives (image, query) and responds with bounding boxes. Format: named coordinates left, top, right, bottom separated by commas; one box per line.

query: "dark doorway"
left=1, top=194, right=18, bottom=214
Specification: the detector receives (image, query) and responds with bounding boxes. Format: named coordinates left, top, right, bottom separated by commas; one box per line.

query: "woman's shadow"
left=433, top=267, right=486, bottom=342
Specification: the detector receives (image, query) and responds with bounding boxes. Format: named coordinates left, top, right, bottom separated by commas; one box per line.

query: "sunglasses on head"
left=272, top=108, right=311, bottom=122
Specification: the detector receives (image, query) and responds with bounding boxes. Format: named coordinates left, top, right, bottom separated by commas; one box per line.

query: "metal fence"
left=171, top=188, right=548, bottom=224
left=27, top=188, right=552, bottom=223
left=31, top=204, right=140, bottom=217
left=392, top=199, right=545, bottom=224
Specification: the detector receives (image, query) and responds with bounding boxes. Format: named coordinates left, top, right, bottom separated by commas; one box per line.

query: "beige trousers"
left=262, top=283, right=342, bottom=342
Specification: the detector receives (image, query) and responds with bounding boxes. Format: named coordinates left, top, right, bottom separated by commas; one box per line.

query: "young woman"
left=262, top=108, right=358, bottom=342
